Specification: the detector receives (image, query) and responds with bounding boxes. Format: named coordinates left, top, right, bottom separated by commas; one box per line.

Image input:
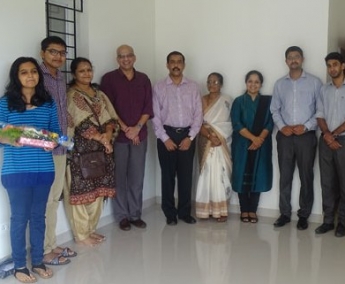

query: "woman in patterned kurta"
left=65, top=57, right=119, bottom=246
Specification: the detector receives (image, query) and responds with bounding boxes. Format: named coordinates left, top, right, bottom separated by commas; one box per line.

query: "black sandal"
left=249, top=212, right=258, bottom=223
left=240, top=212, right=250, bottom=223
left=14, top=267, right=37, bottom=283
left=31, top=263, right=53, bottom=279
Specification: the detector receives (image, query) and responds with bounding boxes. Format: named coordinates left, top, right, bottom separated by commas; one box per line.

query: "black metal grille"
left=45, top=0, right=83, bottom=82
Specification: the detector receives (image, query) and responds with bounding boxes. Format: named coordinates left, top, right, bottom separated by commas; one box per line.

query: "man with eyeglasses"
left=40, top=36, right=77, bottom=265
left=152, top=51, right=203, bottom=225
left=100, top=44, right=153, bottom=231
left=271, top=46, right=322, bottom=230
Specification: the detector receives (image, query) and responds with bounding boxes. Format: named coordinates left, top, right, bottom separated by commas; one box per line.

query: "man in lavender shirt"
left=152, top=51, right=203, bottom=225
left=100, top=45, right=153, bottom=231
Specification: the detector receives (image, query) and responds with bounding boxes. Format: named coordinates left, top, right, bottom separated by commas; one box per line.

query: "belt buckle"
left=175, top=128, right=183, bottom=133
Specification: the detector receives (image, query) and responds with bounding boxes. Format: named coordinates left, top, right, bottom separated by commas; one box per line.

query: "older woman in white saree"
left=195, top=73, right=232, bottom=222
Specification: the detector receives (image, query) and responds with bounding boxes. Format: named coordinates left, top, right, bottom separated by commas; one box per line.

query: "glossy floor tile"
left=2, top=205, right=345, bottom=284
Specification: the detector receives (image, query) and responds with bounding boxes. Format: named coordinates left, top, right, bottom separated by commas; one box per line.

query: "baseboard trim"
left=57, top=196, right=157, bottom=246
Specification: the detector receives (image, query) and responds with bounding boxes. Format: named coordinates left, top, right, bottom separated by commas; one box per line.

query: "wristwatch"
left=136, top=123, right=143, bottom=129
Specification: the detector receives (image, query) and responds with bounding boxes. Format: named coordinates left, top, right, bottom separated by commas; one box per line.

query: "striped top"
left=0, top=96, right=61, bottom=175
left=40, top=62, right=67, bottom=155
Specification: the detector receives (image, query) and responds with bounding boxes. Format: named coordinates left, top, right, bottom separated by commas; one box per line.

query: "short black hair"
left=41, top=36, right=67, bottom=51
left=285, top=46, right=304, bottom=59
left=325, top=52, right=345, bottom=64
left=167, top=51, right=185, bottom=63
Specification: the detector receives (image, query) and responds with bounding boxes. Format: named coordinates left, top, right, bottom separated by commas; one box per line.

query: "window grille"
left=45, top=0, right=83, bottom=82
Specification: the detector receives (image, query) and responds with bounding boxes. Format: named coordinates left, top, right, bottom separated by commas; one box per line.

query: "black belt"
left=164, top=125, right=190, bottom=133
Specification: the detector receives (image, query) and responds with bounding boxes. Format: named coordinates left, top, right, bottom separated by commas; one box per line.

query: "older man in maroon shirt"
left=100, top=44, right=153, bottom=231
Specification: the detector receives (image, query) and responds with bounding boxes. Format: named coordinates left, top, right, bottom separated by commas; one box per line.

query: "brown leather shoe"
left=119, top=218, right=131, bottom=231
left=130, top=219, right=147, bottom=229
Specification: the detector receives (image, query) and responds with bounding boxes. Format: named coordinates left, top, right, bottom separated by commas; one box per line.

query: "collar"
left=285, top=70, right=306, bottom=80
left=117, top=68, right=136, bottom=79
left=40, top=62, right=63, bottom=80
left=166, top=76, right=188, bottom=85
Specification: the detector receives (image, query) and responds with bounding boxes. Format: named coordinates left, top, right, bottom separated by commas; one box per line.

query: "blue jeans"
left=3, top=172, right=54, bottom=268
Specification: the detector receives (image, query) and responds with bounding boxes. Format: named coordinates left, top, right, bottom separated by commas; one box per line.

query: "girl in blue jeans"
left=0, top=57, right=61, bottom=283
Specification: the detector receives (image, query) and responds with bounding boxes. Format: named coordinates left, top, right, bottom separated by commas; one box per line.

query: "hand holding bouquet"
left=0, top=122, right=74, bottom=150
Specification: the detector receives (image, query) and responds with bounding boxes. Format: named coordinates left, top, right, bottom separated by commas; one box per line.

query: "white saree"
left=195, top=95, right=232, bottom=219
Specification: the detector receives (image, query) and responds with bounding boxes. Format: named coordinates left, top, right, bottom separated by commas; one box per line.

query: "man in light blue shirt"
left=315, top=52, right=345, bottom=237
left=270, top=46, right=322, bottom=230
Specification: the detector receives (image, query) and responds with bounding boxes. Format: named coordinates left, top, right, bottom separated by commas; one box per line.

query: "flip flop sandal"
left=43, top=255, right=71, bottom=266
left=14, top=267, right=37, bottom=283
left=59, top=247, right=77, bottom=258
left=31, top=263, right=53, bottom=279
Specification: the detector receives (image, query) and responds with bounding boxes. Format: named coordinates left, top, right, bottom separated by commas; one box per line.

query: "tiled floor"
left=2, top=205, right=345, bottom=284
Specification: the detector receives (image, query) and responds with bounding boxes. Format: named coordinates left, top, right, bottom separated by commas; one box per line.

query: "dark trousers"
left=238, top=192, right=261, bottom=213
left=157, top=128, right=196, bottom=219
left=276, top=131, right=317, bottom=218
left=319, top=137, right=345, bottom=225
left=113, top=139, right=147, bottom=222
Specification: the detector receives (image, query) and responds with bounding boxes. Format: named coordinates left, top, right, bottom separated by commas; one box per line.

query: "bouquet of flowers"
left=0, top=122, right=74, bottom=150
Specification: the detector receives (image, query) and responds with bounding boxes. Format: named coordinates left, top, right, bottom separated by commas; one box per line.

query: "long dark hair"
left=5, top=57, right=52, bottom=112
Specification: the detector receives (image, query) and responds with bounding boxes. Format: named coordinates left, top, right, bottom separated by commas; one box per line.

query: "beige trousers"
left=44, top=154, right=67, bottom=255
left=63, top=164, right=104, bottom=241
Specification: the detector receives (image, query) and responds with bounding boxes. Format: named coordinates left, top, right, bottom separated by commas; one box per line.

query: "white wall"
left=0, top=0, right=335, bottom=260
left=85, top=0, right=157, bottom=218
left=154, top=0, right=329, bottom=216
left=0, top=0, right=46, bottom=261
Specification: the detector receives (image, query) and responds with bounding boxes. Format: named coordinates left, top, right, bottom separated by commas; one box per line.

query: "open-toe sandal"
left=32, top=263, right=53, bottom=279
left=216, top=216, right=228, bottom=222
left=14, top=267, right=37, bottom=283
left=240, top=212, right=250, bottom=223
left=249, top=213, right=258, bottom=223
left=55, top=247, right=77, bottom=258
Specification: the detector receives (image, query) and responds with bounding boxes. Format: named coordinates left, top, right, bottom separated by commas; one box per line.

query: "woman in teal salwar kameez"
left=231, top=70, right=273, bottom=223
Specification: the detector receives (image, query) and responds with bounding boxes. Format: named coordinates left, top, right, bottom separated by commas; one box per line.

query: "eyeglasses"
left=117, top=53, right=134, bottom=59
left=46, top=49, right=68, bottom=57
left=286, top=55, right=302, bottom=61
left=207, top=80, right=220, bottom=85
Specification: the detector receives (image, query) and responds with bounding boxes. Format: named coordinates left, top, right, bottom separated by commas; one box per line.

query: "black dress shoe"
left=119, top=218, right=131, bottom=231
left=297, top=217, right=308, bottom=230
left=179, top=215, right=197, bottom=224
left=315, top=223, right=334, bottom=234
left=335, top=223, right=345, bottom=237
left=166, top=217, right=177, bottom=226
left=130, top=219, right=147, bottom=229
left=273, top=215, right=291, bottom=227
